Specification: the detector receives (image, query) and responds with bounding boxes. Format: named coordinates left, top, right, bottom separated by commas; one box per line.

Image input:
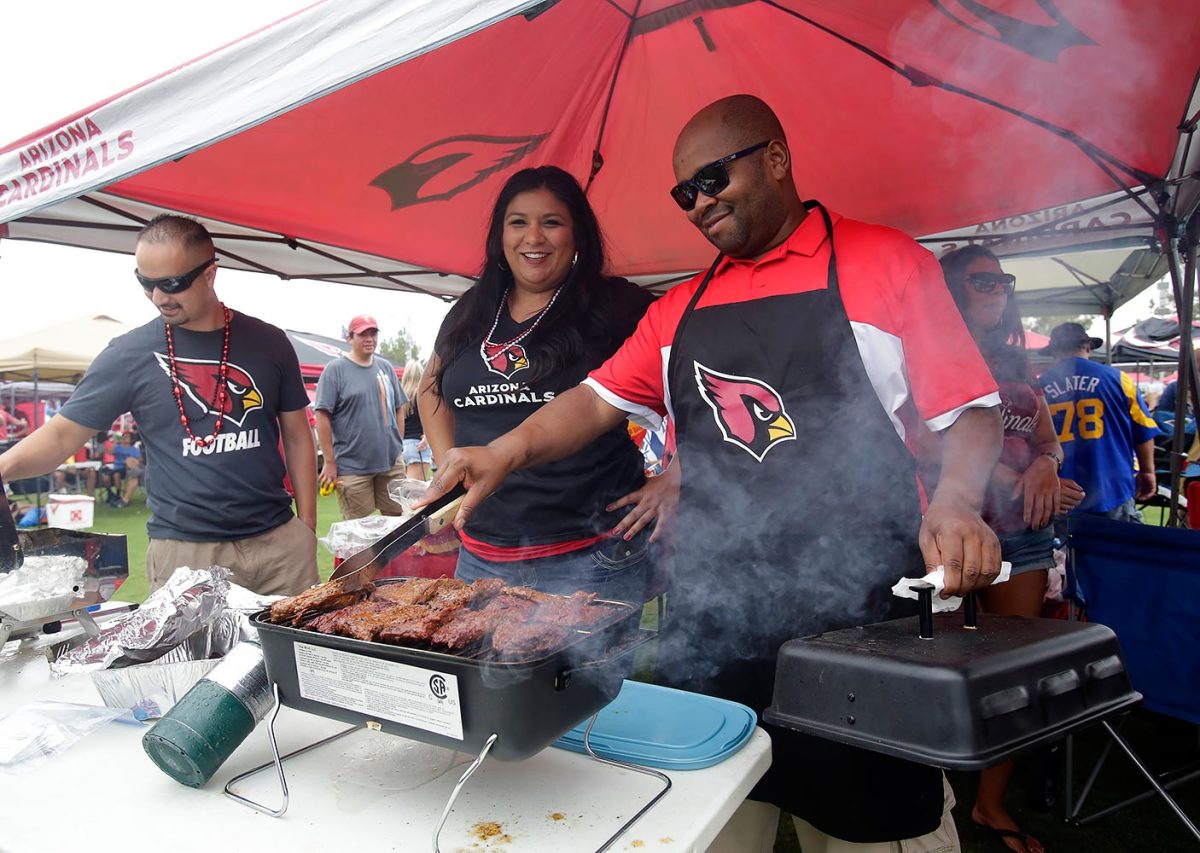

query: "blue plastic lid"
left=552, top=680, right=757, bottom=770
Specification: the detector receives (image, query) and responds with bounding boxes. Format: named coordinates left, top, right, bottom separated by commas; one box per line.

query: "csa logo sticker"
left=694, top=361, right=796, bottom=462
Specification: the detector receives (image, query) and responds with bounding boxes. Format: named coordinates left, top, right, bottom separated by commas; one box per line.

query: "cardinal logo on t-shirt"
left=694, top=362, right=796, bottom=462
left=482, top=342, right=530, bottom=379
left=154, top=353, right=265, bottom=427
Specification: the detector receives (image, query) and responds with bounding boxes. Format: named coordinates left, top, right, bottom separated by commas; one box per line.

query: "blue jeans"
left=455, top=528, right=656, bottom=604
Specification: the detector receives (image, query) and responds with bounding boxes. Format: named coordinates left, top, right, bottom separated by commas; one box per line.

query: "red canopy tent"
left=1, top=0, right=1198, bottom=515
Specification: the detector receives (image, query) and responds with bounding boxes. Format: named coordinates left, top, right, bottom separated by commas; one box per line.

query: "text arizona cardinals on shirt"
left=454, top=383, right=555, bottom=408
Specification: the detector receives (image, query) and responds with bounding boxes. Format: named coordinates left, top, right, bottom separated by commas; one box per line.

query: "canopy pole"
left=1104, top=307, right=1112, bottom=366
left=32, top=366, right=41, bottom=519
left=1165, top=216, right=1199, bottom=527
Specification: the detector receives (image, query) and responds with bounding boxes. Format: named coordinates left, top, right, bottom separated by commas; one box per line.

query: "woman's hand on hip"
left=607, top=462, right=681, bottom=544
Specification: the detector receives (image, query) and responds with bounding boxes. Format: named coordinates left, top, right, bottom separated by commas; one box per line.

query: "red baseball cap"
left=347, top=315, right=379, bottom=335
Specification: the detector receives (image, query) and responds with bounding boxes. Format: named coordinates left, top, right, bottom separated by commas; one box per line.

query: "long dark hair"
left=433, top=166, right=619, bottom=395
left=940, top=245, right=1027, bottom=346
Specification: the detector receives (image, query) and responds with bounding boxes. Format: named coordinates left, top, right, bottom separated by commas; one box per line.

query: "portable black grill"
left=230, top=578, right=667, bottom=853
left=765, top=585, right=1142, bottom=770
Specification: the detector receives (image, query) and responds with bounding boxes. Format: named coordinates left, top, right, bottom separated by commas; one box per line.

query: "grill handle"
left=913, top=582, right=979, bottom=639
left=554, top=627, right=656, bottom=690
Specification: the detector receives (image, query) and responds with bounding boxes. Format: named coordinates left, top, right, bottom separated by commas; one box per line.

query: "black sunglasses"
left=669, top=141, right=770, bottom=211
left=135, top=257, right=215, bottom=294
left=968, top=271, right=1016, bottom=295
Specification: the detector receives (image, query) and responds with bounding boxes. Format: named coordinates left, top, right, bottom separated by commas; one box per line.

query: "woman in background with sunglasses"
left=934, top=245, right=1075, bottom=853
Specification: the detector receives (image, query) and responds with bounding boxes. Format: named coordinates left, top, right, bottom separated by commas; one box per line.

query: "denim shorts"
left=454, top=527, right=656, bottom=605
left=998, top=525, right=1056, bottom=576
left=401, top=438, right=432, bottom=466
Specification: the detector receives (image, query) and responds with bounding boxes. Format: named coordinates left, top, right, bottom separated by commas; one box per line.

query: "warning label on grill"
left=294, top=643, right=463, bottom=740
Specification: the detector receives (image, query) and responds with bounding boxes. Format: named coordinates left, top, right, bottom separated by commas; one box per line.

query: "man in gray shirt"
left=315, top=315, right=408, bottom=519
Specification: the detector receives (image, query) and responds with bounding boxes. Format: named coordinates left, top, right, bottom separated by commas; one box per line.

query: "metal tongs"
left=327, top=483, right=465, bottom=591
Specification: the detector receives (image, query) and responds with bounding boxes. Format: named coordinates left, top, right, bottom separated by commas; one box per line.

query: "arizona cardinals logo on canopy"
left=482, top=342, right=529, bottom=379
left=154, top=353, right=264, bottom=427
left=694, top=362, right=796, bottom=462
left=371, top=134, right=549, bottom=210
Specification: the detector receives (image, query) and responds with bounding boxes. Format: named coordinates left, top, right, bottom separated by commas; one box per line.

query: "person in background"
left=314, top=316, right=408, bottom=519
left=107, top=430, right=144, bottom=508
left=938, top=245, right=1080, bottom=853
left=0, top=404, right=28, bottom=441
left=420, top=96, right=1004, bottom=852
left=399, top=360, right=433, bottom=480
left=418, top=165, right=675, bottom=603
left=0, top=214, right=318, bottom=596
left=1039, top=322, right=1159, bottom=525
left=52, top=443, right=97, bottom=495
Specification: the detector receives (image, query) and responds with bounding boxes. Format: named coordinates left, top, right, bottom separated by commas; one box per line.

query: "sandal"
left=971, top=819, right=1044, bottom=853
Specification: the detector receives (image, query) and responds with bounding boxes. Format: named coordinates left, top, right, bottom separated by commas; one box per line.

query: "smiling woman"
left=419, top=166, right=672, bottom=602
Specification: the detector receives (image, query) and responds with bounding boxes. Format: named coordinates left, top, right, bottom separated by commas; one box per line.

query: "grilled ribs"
left=268, top=577, right=373, bottom=625
left=490, top=621, right=572, bottom=660
left=293, top=576, right=621, bottom=658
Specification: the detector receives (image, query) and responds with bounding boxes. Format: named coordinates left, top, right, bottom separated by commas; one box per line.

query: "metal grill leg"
left=582, top=711, right=673, bottom=853
left=223, top=683, right=357, bottom=817
left=1089, top=720, right=1200, bottom=843
left=433, top=732, right=498, bottom=853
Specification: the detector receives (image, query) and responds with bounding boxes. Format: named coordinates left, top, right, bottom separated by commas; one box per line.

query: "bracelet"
left=1040, top=451, right=1063, bottom=471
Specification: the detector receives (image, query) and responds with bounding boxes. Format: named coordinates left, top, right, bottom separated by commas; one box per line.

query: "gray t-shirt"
left=61, top=312, right=309, bottom=541
left=313, top=355, right=406, bottom=475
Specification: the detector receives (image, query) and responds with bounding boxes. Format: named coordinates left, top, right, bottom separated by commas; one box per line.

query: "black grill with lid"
left=764, top=586, right=1141, bottom=770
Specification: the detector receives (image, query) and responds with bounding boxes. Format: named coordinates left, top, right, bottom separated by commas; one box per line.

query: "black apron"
left=657, top=203, right=944, bottom=842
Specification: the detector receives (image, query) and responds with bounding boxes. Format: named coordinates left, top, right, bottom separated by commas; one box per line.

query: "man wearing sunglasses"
left=421, top=95, right=1003, bottom=850
left=0, top=215, right=318, bottom=597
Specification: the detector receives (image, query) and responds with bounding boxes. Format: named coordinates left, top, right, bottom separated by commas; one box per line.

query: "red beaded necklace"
left=165, top=305, right=232, bottom=448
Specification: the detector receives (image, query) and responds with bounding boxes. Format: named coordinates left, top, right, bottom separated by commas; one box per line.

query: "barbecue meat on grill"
left=533, top=591, right=610, bottom=626
left=344, top=604, right=443, bottom=643
left=431, top=608, right=507, bottom=651
left=491, top=622, right=572, bottom=660
left=304, top=601, right=386, bottom=634
left=378, top=607, right=454, bottom=644
left=369, top=577, right=444, bottom=606
left=269, top=578, right=373, bottom=625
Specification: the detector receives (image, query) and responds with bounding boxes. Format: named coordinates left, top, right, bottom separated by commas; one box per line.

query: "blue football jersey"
left=1040, top=358, right=1159, bottom=513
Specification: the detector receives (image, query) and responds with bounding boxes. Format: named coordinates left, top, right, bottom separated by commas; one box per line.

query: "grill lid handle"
left=912, top=581, right=979, bottom=639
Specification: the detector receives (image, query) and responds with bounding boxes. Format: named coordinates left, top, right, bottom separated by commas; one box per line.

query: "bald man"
left=421, top=96, right=1003, bottom=850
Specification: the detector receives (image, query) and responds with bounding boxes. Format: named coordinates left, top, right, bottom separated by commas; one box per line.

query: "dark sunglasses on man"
left=669, top=140, right=770, bottom=211
left=968, top=271, right=1016, bottom=295
left=135, top=258, right=215, bottom=294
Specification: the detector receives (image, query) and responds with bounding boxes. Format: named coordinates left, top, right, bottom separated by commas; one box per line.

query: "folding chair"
left=1064, top=515, right=1200, bottom=841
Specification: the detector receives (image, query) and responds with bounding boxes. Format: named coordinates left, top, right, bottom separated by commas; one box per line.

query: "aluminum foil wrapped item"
left=0, top=556, right=87, bottom=621
left=320, top=514, right=406, bottom=559
left=50, top=566, right=230, bottom=676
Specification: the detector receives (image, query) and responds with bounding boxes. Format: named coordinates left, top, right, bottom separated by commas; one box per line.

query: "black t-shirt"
left=438, top=277, right=652, bottom=547
left=60, top=312, right=309, bottom=541
left=403, top=401, right=423, bottom=440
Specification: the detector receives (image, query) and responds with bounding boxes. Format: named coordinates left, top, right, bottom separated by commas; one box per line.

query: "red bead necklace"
left=165, top=305, right=232, bottom=448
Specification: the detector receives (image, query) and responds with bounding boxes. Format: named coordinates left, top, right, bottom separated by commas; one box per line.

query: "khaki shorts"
left=336, top=458, right=407, bottom=520
left=146, top=516, right=318, bottom=596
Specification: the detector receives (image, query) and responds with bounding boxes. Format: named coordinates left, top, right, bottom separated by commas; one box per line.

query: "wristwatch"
left=1041, top=450, right=1063, bottom=471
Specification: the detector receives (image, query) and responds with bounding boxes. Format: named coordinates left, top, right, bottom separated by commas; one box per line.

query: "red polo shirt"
left=585, top=210, right=999, bottom=442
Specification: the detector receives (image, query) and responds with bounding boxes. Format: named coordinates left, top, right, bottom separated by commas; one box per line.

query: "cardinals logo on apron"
left=482, top=341, right=530, bottom=379
left=694, top=361, right=795, bottom=462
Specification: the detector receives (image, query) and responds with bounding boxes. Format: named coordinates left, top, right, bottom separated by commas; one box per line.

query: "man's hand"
left=415, top=445, right=518, bottom=529
left=608, top=461, right=680, bottom=544
left=919, top=499, right=1002, bottom=598
left=1135, top=471, right=1157, bottom=501
left=1057, top=478, right=1086, bottom=515
left=318, top=461, right=338, bottom=490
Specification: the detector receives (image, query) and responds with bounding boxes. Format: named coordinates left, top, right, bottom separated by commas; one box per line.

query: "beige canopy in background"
left=0, top=315, right=133, bottom=382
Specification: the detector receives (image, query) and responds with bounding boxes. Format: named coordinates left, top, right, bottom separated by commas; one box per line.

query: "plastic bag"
left=386, top=477, right=429, bottom=513
left=0, top=555, right=87, bottom=609
left=319, top=515, right=406, bottom=559
left=0, top=701, right=125, bottom=773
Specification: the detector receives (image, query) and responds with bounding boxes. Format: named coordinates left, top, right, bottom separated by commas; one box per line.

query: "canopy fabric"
left=0, top=0, right=1197, bottom=301
left=284, top=329, right=351, bottom=376
left=0, top=315, right=133, bottom=382
left=1108, top=317, right=1200, bottom=364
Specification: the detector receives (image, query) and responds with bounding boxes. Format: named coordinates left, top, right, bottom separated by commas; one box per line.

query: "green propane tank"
left=142, top=641, right=272, bottom=787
